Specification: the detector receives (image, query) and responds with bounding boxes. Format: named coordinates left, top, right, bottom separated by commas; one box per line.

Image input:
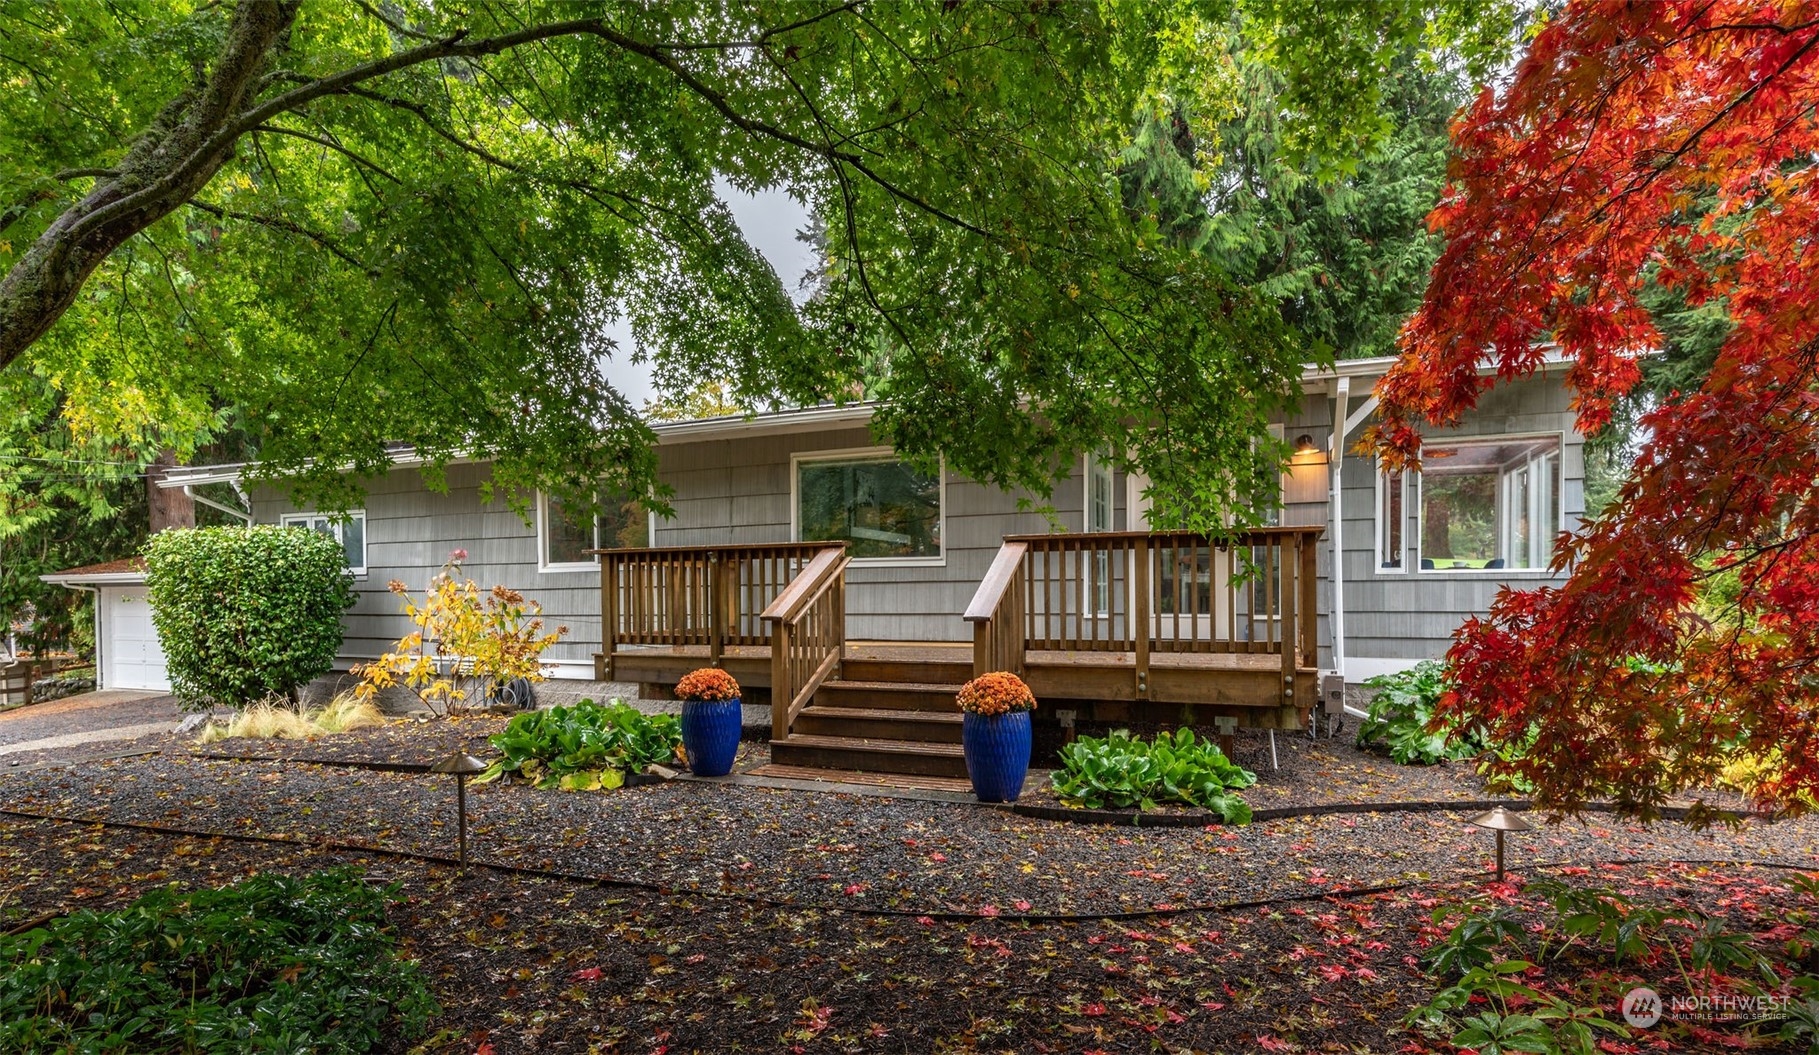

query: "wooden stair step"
left=795, top=705, right=963, bottom=743
left=770, top=733, right=969, bottom=778
left=812, top=679, right=965, bottom=711
left=839, top=656, right=973, bottom=684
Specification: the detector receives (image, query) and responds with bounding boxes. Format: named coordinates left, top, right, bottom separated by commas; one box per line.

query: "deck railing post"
left=600, top=554, right=618, bottom=681
left=1279, top=535, right=1298, bottom=704
left=1299, top=533, right=1318, bottom=671
left=771, top=621, right=793, bottom=740
left=708, top=550, right=727, bottom=668
left=1133, top=535, right=1150, bottom=699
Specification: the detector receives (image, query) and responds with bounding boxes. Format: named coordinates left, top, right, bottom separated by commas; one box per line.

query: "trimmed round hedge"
left=144, top=525, right=355, bottom=710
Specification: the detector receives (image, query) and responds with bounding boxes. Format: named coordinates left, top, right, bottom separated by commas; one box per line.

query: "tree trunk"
left=146, top=450, right=196, bottom=533
left=0, top=1, right=299, bottom=367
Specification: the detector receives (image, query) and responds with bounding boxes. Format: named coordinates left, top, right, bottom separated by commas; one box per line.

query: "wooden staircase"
left=769, top=653, right=971, bottom=779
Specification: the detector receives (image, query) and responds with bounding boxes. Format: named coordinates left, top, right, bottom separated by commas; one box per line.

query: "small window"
left=540, top=490, right=649, bottom=571
left=795, top=450, right=942, bottom=561
left=1085, top=454, right=1114, bottom=614
left=1415, top=436, right=1561, bottom=572
left=540, top=492, right=598, bottom=570
left=281, top=511, right=367, bottom=575
left=1378, top=466, right=1405, bottom=570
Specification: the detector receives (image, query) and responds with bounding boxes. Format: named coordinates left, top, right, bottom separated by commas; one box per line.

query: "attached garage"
left=40, top=559, right=171, bottom=693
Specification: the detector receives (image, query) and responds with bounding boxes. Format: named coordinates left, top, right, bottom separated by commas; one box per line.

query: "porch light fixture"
left=1291, top=434, right=1328, bottom=466
left=1467, top=806, right=1533, bottom=882
left=430, top=751, right=488, bottom=866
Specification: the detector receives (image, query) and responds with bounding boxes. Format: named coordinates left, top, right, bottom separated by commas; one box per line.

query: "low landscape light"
left=1467, top=805, right=1533, bottom=882
left=430, top=752, right=488, bottom=866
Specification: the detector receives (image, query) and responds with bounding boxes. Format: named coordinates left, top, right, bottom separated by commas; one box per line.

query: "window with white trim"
left=1402, top=436, right=1562, bottom=572
left=280, top=511, right=367, bottom=575
left=1085, top=453, right=1114, bottom=614
left=795, top=450, right=942, bottom=561
left=539, top=492, right=597, bottom=571
left=1378, top=466, right=1405, bottom=570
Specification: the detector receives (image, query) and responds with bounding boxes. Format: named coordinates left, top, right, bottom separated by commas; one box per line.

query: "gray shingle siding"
left=247, top=371, right=1583, bottom=682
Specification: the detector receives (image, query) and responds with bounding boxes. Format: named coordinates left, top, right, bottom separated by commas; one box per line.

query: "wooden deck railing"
left=964, top=527, right=1323, bottom=699
left=593, top=542, right=845, bottom=677
left=760, top=546, right=850, bottom=739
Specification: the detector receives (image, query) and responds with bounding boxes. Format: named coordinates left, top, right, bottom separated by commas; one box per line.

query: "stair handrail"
left=760, top=546, right=850, bottom=739
left=963, top=540, right=1030, bottom=679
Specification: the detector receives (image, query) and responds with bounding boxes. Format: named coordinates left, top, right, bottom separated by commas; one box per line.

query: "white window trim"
left=790, top=445, right=947, bottom=567
left=1374, top=462, right=1407, bottom=575
left=1405, top=430, right=1568, bottom=577
left=280, top=510, right=368, bottom=577
left=536, top=490, right=599, bottom=573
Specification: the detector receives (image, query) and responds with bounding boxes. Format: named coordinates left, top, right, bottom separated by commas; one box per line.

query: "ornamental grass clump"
left=955, top=671, right=1036, bottom=716
left=675, top=667, right=741, bottom=701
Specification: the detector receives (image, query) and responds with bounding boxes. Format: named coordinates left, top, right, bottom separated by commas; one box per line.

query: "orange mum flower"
left=676, top=667, right=741, bottom=702
left=956, top=672, right=1035, bottom=717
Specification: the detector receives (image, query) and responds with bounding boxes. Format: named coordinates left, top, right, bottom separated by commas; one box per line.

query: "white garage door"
left=105, top=586, right=171, bottom=692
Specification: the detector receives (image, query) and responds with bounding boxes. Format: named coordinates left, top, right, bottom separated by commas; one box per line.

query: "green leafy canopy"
left=0, top=0, right=1514, bottom=529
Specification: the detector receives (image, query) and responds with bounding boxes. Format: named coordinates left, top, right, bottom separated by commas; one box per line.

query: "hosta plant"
left=1355, top=660, right=1483, bottom=765
left=476, top=699, right=682, bottom=791
left=1050, top=728, right=1256, bottom=823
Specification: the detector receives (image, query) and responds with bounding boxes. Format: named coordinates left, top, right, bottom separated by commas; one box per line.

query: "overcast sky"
left=601, top=181, right=816, bottom=408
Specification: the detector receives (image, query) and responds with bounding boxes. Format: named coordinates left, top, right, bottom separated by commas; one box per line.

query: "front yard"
left=2, top=726, right=1817, bottom=1052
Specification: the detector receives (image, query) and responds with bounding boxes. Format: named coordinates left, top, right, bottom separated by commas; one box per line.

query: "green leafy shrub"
left=145, top=526, right=354, bottom=710
left=477, top=698, right=682, bottom=790
left=1355, top=660, right=1483, bottom=765
left=0, top=868, right=435, bottom=1053
left=1049, top=728, right=1256, bottom=822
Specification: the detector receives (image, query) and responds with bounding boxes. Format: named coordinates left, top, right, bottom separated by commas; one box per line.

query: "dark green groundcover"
left=0, top=867, right=436, bottom=1053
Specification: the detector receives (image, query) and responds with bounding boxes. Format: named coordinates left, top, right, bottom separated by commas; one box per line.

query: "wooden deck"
left=592, top=530, right=1323, bottom=782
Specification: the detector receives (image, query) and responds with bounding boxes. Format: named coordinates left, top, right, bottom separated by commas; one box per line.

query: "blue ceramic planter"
left=680, top=698, right=742, bottom=777
left=962, top=710, right=1032, bottom=803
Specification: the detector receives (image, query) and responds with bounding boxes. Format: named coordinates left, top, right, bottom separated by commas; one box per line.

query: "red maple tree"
left=1369, top=0, right=1819, bottom=818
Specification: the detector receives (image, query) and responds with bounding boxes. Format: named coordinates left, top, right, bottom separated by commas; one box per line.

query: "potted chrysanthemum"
left=955, top=671, right=1036, bottom=802
left=674, top=668, right=742, bottom=777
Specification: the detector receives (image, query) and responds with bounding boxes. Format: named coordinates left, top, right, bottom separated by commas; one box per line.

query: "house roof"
left=153, top=350, right=1588, bottom=488
left=41, top=558, right=147, bottom=586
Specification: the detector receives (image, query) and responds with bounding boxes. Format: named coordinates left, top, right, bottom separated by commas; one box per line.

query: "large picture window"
left=795, top=450, right=942, bottom=561
left=1413, top=436, right=1561, bottom=572
left=280, top=511, right=367, bottom=575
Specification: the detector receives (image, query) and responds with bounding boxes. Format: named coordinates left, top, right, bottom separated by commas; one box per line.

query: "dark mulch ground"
left=3, top=748, right=1815, bottom=921
left=0, top=814, right=1810, bottom=1054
